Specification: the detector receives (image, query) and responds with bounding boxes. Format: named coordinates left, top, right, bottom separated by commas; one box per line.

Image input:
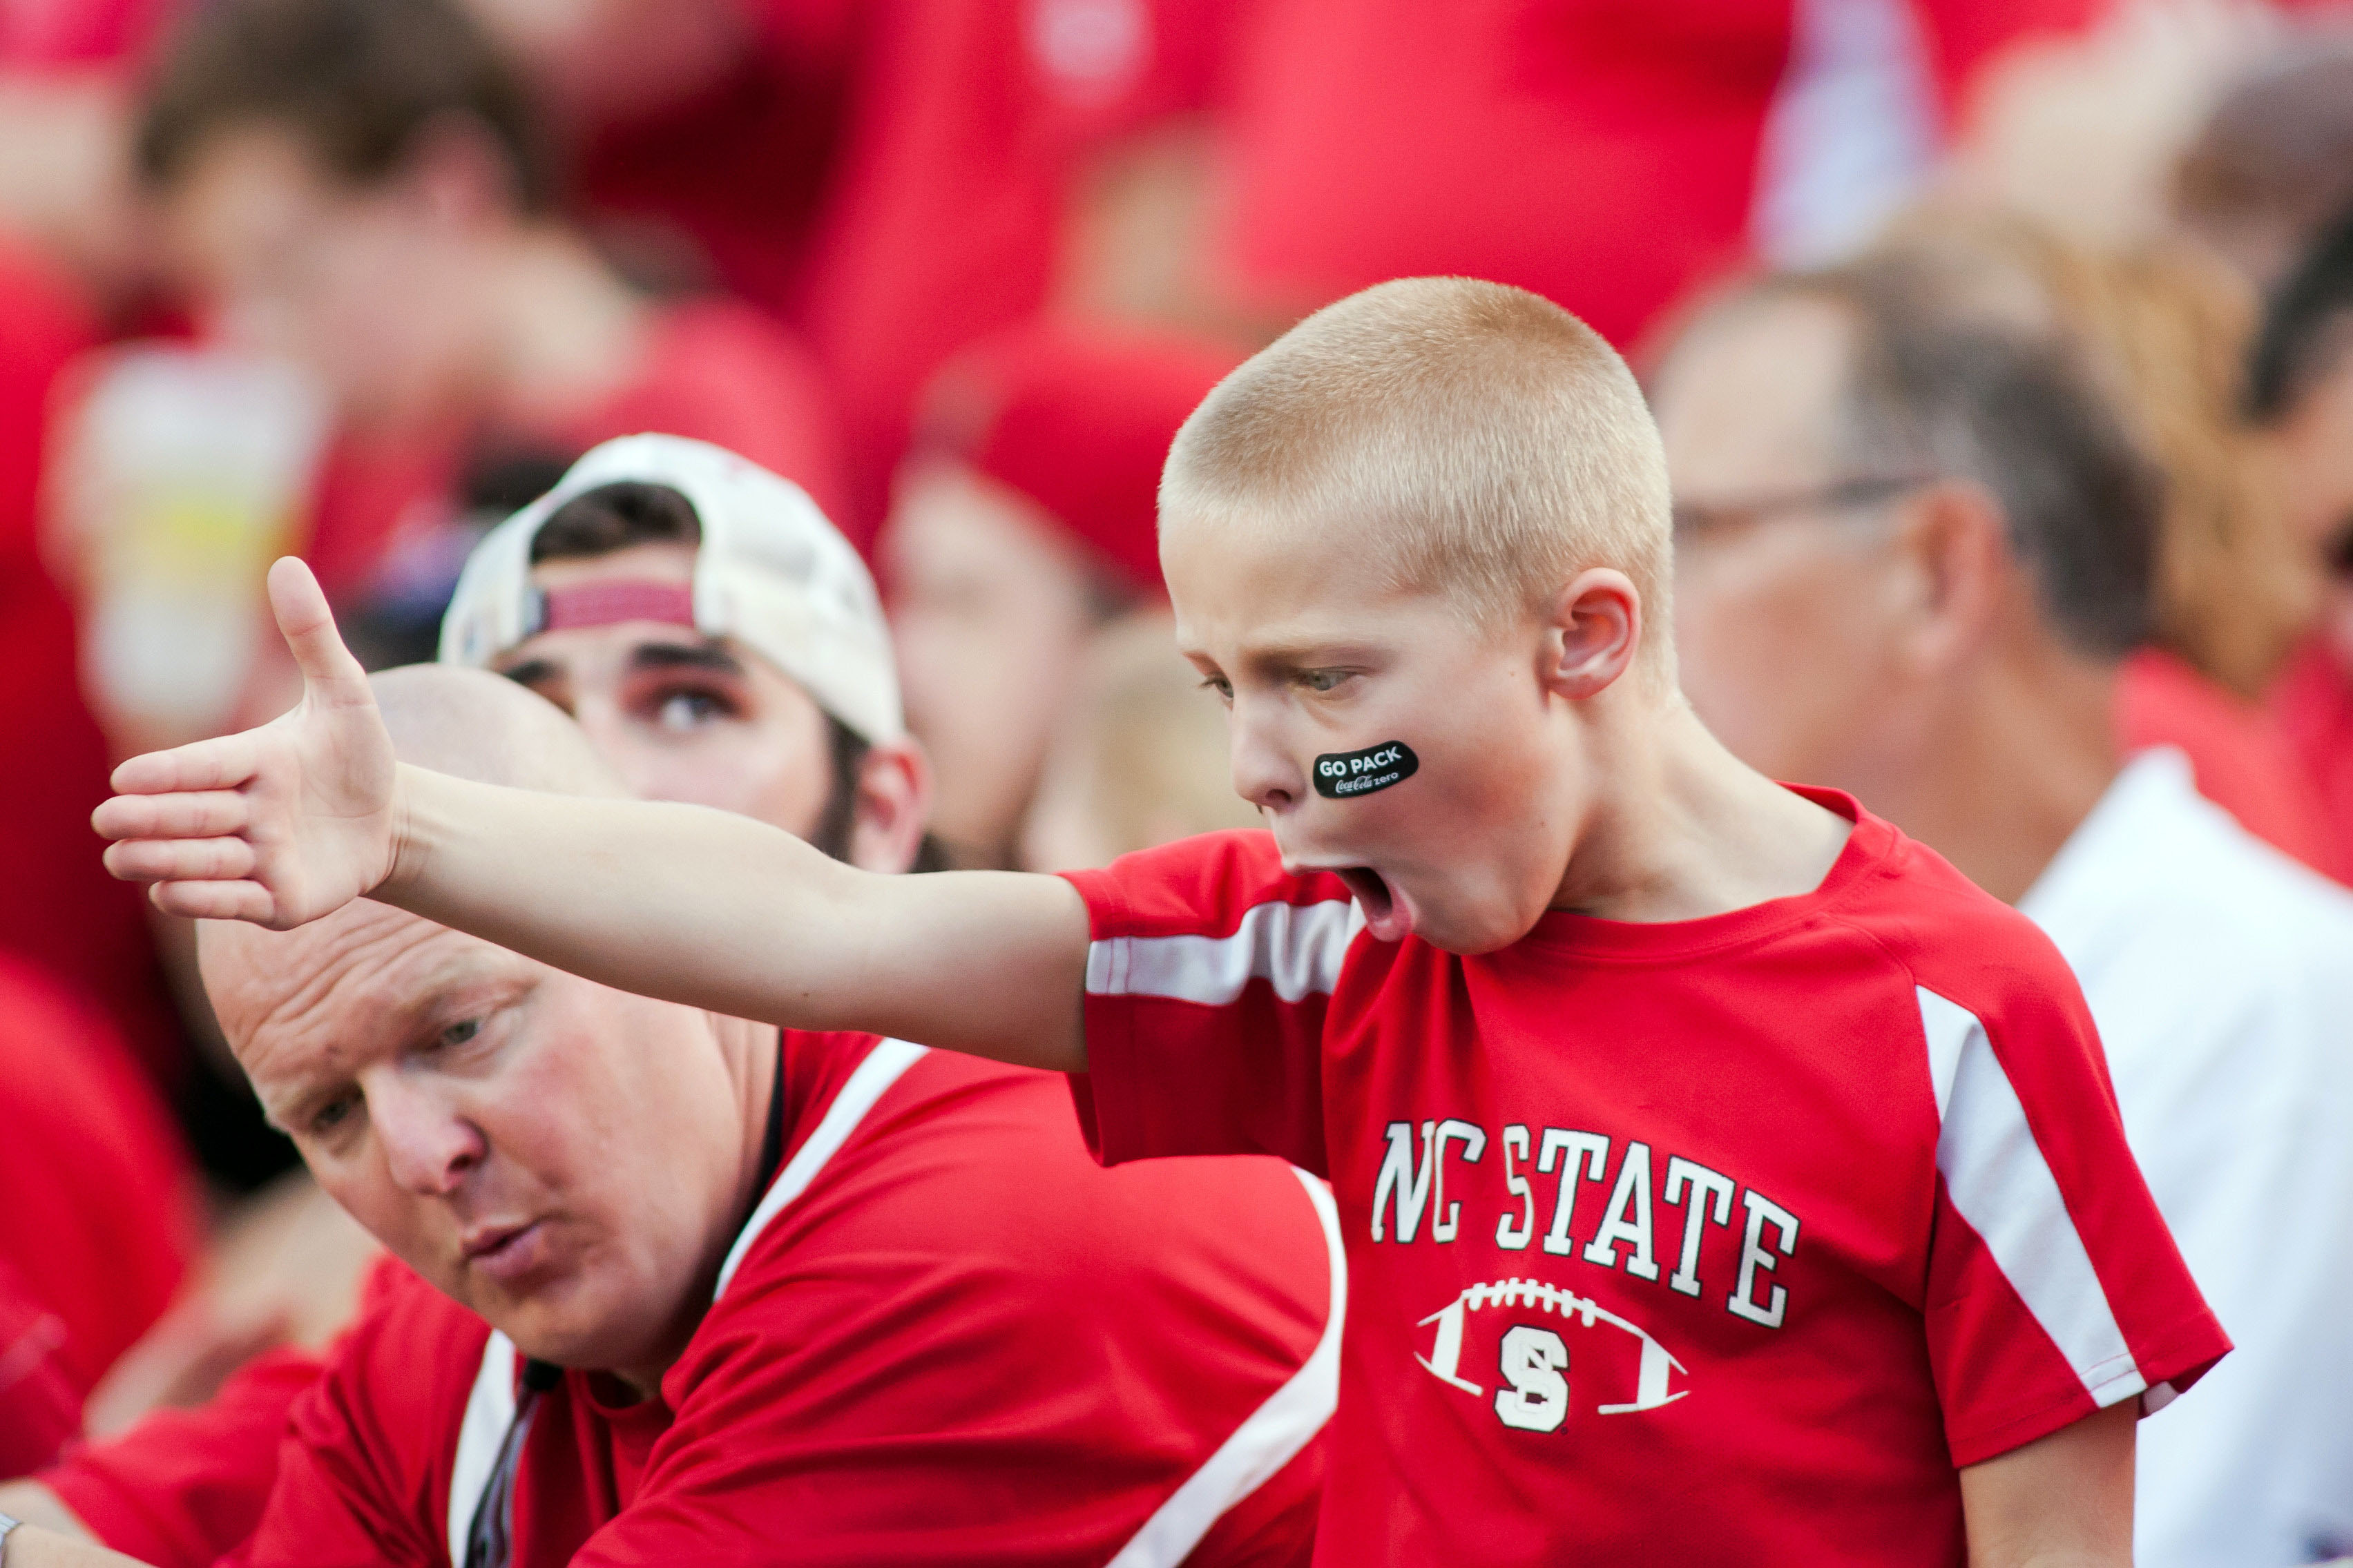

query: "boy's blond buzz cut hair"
left=1162, top=276, right=1674, bottom=679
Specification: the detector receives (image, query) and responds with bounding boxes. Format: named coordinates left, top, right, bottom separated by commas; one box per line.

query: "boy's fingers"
left=151, top=880, right=273, bottom=924
left=110, top=734, right=260, bottom=797
left=104, top=836, right=258, bottom=884
left=91, top=790, right=250, bottom=844
left=267, top=556, right=371, bottom=705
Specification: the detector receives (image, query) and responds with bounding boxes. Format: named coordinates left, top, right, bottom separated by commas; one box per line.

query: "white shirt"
left=2021, top=749, right=2353, bottom=1567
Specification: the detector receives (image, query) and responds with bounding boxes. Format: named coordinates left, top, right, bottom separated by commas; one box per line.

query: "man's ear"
left=1888, top=481, right=2010, bottom=677
left=845, top=737, right=934, bottom=875
left=1539, top=568, right=1643, bottom=699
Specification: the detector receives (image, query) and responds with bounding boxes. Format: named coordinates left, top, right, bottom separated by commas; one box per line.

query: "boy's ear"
left=1890, top=481, right=2008, bottom=677
left=1539, top=568, right=1642, bottom=700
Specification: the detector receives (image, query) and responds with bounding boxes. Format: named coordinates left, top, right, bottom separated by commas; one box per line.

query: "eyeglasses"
left=1671, top=474, right=1937, bottom=543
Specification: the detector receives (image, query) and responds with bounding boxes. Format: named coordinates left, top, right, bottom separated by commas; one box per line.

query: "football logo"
left=1416, top=1277, right=1688, bottom=1433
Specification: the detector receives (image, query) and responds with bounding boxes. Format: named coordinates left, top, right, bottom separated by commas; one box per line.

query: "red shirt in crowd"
left=1215, top=0, right=2096, bottom=352
left=0, top=238, right=186, bottom=1083
left=1062, top=804, right=2228, bottom=1563
left=773, top=0, right=1245, bottom=536
left=0, top=954, right=198, bottom=1464
left=2270, top=637, right=2353, bottom=887
left=304, top=296, right=848, bottom=603
left=75, top=1030, right=1336, bottom=1568
left=40, top=1252, right=419, bottom=1568
left=44, top=1347, right=327, bottom=1568
left=2117, top=646, right=2342, bottom=879
left=0, top=1258, right=84, bottom=1478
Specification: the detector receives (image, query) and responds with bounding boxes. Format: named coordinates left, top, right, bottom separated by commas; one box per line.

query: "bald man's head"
left=193, top=661, right=776, bottom=1383
left=369, top=664, right=628, bottom=795
left=198, top=664, right=623, bottom=1012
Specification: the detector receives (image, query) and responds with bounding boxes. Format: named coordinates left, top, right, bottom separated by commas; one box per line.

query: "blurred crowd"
left=5, top=0, right=2353, bottom=1561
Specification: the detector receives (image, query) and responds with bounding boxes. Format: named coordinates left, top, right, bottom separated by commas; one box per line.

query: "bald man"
left=5, top=666, right=1337, bottom=1568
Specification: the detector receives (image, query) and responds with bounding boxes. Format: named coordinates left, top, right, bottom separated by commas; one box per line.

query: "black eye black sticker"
left=1313, top=741, right=1420, bottom=799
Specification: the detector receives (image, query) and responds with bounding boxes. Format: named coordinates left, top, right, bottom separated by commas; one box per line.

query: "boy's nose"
left=1230, top=714, right=1305, bottom=814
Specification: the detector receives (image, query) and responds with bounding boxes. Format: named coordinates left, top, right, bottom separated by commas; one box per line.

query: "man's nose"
left=367, top=1073, right=486, bottom=1197
left=1229, top=701, right=1305, bottom=815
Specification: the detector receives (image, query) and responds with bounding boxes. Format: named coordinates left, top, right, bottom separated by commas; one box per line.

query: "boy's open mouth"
left=1336, top=866, right=1396, bottom=924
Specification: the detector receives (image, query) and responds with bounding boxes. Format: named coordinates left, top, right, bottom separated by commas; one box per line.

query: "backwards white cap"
left=438, top=434, right=903, bottom=744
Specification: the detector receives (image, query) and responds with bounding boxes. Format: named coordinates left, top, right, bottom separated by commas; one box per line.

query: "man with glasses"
left=1650, top=251, right=2353, bottom=1567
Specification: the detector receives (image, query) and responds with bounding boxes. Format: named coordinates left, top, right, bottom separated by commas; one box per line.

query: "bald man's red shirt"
left=222, top=1032, right=1334, bottom=1567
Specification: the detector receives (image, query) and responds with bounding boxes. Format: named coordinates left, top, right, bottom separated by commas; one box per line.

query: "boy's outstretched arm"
left=93, top=559, right=1091, bottom=1072
left=1957, top=1401, right=2135, bottom=1568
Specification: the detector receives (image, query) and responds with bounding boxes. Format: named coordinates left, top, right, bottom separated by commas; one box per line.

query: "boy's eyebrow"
left=1231, top=637, right=1390, bottom=671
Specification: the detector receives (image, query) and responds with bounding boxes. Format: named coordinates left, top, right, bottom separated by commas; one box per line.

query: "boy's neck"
left=1548, top=698, right=1853, bottom=925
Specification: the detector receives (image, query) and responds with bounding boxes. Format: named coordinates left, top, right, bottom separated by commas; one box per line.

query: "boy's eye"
left=436, top=1017, right=482, bottom=1050
left=1298, top=670, right=1352, bottom=693
left=1199, top=675, right=1234, bottom=703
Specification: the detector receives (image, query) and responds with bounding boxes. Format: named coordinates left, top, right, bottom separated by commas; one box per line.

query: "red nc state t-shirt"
left=226, top=1031, right=1338, bottom=1568
left=1063, top=798, right=2229, bottom=1565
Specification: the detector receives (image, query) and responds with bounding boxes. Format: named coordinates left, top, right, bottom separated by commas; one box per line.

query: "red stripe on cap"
left=540, top=581, right=698, bottom=634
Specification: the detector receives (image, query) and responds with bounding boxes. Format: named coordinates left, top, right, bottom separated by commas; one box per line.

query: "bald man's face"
left=203, top=902, right=763, bottom=1386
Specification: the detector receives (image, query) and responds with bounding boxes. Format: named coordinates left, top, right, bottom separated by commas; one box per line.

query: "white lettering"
left=1729, top=1188, right=1800, bottom=1328
left=1537, top=1130, right=1610, bottom=1257
left=1495, top=1325, right=1569, bottom=1433
left=1371, top=1121, right=1434, bottom=1243
left=1663, top=1156, right=1736, bottom=1298
left=1581, top=1141, right=1660, bottom=1281
left=1495, top=1124, right=1535, bottom=1250
left=1428, top=1119, right=1486, bottom=1242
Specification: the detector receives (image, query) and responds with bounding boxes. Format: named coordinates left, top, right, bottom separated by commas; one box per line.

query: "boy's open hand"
left=93, top=557, right=400, bottom=929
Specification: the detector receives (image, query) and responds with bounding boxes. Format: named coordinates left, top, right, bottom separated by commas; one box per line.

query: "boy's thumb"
left=267, top=556, right=369, bottom=699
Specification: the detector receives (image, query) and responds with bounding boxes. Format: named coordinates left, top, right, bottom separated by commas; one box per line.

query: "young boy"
left=93, top=280, right=2225, bottom=1565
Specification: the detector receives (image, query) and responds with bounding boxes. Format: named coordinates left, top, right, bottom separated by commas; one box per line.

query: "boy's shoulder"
left=1817, top=805, right=2100, bottom=1044
left=1065, top=828, right=1350, bottom=938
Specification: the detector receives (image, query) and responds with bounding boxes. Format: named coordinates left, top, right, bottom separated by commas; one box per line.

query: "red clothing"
left=42, top=1256, right=413, bottom=1568
left=305, top=297, right=848, bottom=602
left=2117, top=647, right=2341, bottom=878
left=1216, top=0, right=2096, bottom=351
left=0, top=1257, right=81, bottom=1477
left=1063, top=809, right=2228, bottom=1564
left=0, top=956, right=196, bottom=1406
left=227, top=1032, right=1333, bottom=1567
left=0, top=238, right=184, bottom=1082
left=44, top=1348, right=326, bottom=1568
left=918, top=320, right=1247, bottom=594
left=0, top=0, right=166, bottom=64
left=2270, top=637, right=2353, bottom=887
left=781, top=0, right=1245, bottom=534
left=573, top=0, right=861, bottom=328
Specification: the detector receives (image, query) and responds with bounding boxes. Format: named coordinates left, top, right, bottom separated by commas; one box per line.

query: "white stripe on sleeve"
left=1105, top=1168, right=1346, bottom=1568
left=1917, top=985, right=2146, bottom=1408
left=1085, top=898, right=1363, bottom=1005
